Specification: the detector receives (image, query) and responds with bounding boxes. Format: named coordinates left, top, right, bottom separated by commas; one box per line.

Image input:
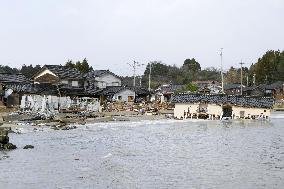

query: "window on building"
left=112, top=82, right=119, bottom=86
left=100, top=81, right=106, bottom=88
left=72, top=81, right=79, bottom=87
left=61, top=80, right=68, bottom=85
left=128, top=96, right=134, bottom=102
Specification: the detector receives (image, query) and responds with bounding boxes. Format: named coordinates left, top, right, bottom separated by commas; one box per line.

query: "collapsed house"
left=0, top=66, right=99, bottom=112
left=155, top=84, right=184, bottom=102
left=192, top=80, right=221, bottom=94
left=0, top=73, right=30, bottom=107
left=84, top=69, right=150, bottom=104
left=172, top=94, right=274, bottom=120
left=95, top=86, right=150, bottom=104
left=1, top=65, right=150, bottom=112
left=243, top=81, right=284, bottom=99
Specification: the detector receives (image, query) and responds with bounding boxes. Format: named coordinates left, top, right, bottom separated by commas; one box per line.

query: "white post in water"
left=240, top=61, right=245, bottom=95
left=220, top=48, right=224, bottom=93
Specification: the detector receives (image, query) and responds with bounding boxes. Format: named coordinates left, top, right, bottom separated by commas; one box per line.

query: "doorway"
left=222, top=105, right=232, bottom=118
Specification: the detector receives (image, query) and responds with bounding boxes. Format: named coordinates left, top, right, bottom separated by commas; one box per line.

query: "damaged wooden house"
left=1, top=65, right=150, bottom=112
left=2, top=65, right=99, bottom=112
left=172, top=94, right=274, bottom=120
left=0, top=73, right=30, bottom=108
left=84, top=70, right=150, bottom=104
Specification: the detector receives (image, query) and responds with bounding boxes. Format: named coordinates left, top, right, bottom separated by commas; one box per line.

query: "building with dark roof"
left=243, top=81, right=284, bottom=99
left=94, top=86, right=150, bottom=104
left=0, top=73, right=29, bottom=84
left=155, top=84, right=184, bottom=102
left=224, top=83, right=246, bottom=95
left=0, top=73, right=30, bottom=107
left=85, top=70, right=121, bottom=89
left=172, top=94, right=274, bottom=119
left=33, top=65, right=84, bottom=88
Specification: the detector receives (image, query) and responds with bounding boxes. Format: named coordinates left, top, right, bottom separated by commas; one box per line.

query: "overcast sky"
left=0, top=0, right=283, bottom=76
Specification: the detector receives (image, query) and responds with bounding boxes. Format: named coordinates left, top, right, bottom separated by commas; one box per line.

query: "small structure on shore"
left=172, top=94, right=274, bottom=120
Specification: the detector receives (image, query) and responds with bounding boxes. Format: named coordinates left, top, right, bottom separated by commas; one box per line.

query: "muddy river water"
left=0, top=118, right=284, bottom=189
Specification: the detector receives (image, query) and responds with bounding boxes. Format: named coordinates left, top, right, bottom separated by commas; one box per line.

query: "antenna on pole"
left=240, top=61, right=245, bottom=96
left=220, top=48, right=224, bottom=93
left=127, top=60, right=140, bottom=87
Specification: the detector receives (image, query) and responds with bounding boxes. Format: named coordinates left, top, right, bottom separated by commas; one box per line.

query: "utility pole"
left=220, top=48, right=224, bottom=93
left=240, top=61, right=245, bottom=95
left=253, top=73, right=256, bottom=86
left=127, top=60, right=139, bottom=87
left=148, top=62, right=152, bottom=91
left=139, top=76, right=142, bottom=87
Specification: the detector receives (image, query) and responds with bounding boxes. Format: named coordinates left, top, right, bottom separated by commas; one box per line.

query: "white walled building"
left=85, top=70, right=121, bottom=89
left=173, top=94, right=274, bottom=119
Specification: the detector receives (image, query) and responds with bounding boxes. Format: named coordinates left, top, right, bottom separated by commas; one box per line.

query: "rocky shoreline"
left=0, top=110, right=172, bottom=132
left=0, top=111, right=171, bottom=153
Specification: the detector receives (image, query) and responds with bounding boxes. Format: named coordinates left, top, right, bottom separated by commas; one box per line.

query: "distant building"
left=262, top=81, right=284, bottom=99
left=155, top=84, right=184, bottom=102
left=224, top=83, right=246, bottom=95
left=192, top=80, right=221, bottom=94
left=172, top=94, right=274, bottom=119
left=33, top=65, right=84, bottom=88
left=84, top=70, right=121, bottom=89
left=243, top=81, right=284, bottom=100
left=0, top=73, right=30, bottom=107
left=95, top=86, right=150, bottom=104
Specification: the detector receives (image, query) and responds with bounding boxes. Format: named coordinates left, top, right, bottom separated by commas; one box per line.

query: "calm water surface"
left=0, top=119, right=284, bottom=189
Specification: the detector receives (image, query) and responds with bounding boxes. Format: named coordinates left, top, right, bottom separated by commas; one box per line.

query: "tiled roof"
left=96, top=86, right=150, bottom=96
left=192, top=80, right=220, bottom=85
left=39, top=65, right=83, bottom=79
left=0, top=73, right=29, bottom=83
left=172, top=94, right=274, bottom=108
left=264, top=81, right=284, bottom=90
left=4, top=83, right=88, bottom=96
left=84, top=70, right=119, bottom=79
left=158, top=85, right=184, bottom=93
left=224, top=83, right=245, bottom=90
left=4, top=83, right=58, bottom=95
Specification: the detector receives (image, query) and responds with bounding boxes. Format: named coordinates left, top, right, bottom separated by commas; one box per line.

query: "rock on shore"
left=0, top=127, right=17, bottom=150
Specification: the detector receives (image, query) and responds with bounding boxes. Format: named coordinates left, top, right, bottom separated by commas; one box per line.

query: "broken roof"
left=158, top=85, right=184, bottom=93
left=34, top=65, right=84, bottom=79
left=172, top=94, right=274, bottom=108
left=224, top=83, right=245, bottom=90
left=0, top=73, right=29, bottom=83
left=264, top=81, right=284, bottom=90
left=95, top=86, right=150, bottom=96
left=84, top=70, right=119, bottom=79
left=4, top=83, right=58, bottom=95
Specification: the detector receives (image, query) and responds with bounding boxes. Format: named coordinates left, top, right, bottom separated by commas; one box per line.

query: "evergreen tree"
left=65, top=58, right=93, bottom=73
